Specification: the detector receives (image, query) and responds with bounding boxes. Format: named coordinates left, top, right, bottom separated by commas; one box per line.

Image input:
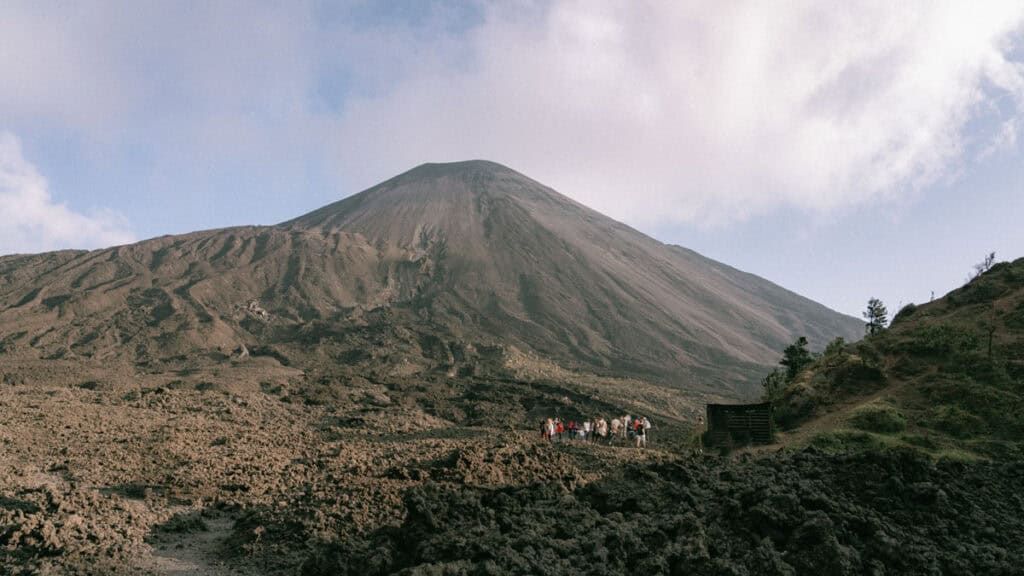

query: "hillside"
left=0, top=160, right=861, bottom=400
left=773, top=257, right=1024, bottom=459
left=0, top=166, right=1018, bottom=575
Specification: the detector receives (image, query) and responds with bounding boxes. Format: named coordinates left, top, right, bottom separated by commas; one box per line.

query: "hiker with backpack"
left=635, top=417, right=647, bottom=448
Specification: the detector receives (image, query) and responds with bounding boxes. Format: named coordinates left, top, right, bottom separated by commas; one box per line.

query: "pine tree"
left=863, top=297, right=888, bottom=336
left=780, top=336, right=813, bottom=381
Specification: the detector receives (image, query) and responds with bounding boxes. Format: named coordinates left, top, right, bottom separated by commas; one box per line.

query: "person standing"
left=642, top=416, right=652, bottom=445
left=691, top=416, right=705, bottom=455
left=635, top=419, right=647, bottom=448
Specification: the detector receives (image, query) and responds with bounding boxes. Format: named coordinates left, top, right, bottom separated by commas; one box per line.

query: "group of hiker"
left=540, top=415, right=653, bottom=448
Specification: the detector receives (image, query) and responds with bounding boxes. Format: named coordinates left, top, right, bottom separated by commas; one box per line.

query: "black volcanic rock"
left=302, top=449, right=1024, bottom=576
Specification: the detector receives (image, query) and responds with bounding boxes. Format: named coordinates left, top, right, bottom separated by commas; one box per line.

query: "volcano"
left=0, top=160, right=860, bottom=396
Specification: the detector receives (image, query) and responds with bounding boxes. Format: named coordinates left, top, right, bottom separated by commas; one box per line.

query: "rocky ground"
left=0, top=359, right=676, bottom=575
left=2, top=358, right=1022, bottom=575
left=305, top=450, right=1024, bottom=576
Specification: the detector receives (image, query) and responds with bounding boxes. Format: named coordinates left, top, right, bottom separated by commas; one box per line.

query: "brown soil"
left=0, top=361, right=677, bottom=575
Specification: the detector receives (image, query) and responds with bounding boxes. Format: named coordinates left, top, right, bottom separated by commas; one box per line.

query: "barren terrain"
left=4, top=162, right=1019, bottom=574
left=0, top=354, right=705, bottom=574
left=4, top=350, right=1023, bottom=575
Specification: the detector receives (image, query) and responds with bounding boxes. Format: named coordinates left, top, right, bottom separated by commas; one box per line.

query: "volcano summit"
left=0, top=160, right=859, bottom=397
left=0, top=161, right=913, bottom=575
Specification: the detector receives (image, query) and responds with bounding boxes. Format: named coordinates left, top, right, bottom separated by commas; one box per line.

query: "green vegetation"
left=924, top=405, right=986, bottom=439
left=761, top=336, right=815, bottom=401
left=771, top=349, right=885, bottom=431
left=760, top=367, right=786, bottom=402
left=770, top=256, right=1024, bottom=460
left=823, top=336, right=846, bottom=356
left=891, top=302, right=916, bottom=323
left=900, top=324, right=978, bottom=355
left=809, top=430, right=900, bottom=453
left=780, top=336, right=813, bottom=380
left=863, top=297, right=888, bottom=335
left=849, top=402, right=906, bottom=433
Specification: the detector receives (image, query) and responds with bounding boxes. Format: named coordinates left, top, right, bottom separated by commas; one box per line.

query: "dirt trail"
left=746, top=375, right=910, bottom=454
left=139, top=512, right=247, bottom=576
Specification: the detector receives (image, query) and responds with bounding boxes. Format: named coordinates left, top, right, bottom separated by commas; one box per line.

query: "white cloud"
left=333, top=1, right=1024, bottom=226
left=1, top=2, right=1021, bottom=234
left=0, top=132, right=134, bottom=255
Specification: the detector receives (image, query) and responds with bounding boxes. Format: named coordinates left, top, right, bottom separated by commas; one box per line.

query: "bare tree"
left=968, top=251, right=996, bottom=282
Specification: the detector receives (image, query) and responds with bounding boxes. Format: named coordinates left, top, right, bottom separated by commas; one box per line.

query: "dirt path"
left=137, top=511, right=249, bottom=576
left=744, top=375, right=911, bottom=455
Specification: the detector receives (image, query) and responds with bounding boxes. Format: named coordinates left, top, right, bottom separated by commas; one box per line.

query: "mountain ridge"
left=0, top=160, right=862, bottom=397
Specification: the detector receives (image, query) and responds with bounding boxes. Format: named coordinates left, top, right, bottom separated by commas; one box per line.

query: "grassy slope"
left=773, top=257, right=1024, bottom=460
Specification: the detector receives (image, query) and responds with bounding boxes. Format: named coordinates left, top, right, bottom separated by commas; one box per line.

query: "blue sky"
left=1, top=1, right=1023, bottom=319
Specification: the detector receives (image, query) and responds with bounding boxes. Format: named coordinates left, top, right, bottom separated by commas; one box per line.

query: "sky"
left=1, top=1, right=1023, bottom=319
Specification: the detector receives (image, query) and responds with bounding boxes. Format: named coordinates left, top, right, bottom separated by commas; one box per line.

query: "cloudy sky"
left=2, top=1, right=1023, bottom=318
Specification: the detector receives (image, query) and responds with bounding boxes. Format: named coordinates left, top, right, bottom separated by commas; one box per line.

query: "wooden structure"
left=705, top=402, right=773, bottom=446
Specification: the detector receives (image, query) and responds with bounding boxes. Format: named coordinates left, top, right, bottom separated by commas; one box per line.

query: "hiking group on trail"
left=540, top=415, right=652, bottom=448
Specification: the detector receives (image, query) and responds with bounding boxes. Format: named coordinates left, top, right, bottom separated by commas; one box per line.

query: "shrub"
left=890, top=357, right=928, bottom=379
left=952, top=355, right=1012, bottom=387
left=892, top=303, right=917, bottom=324
left=922, top=380, right=1021, bottom=437
left=903, top=325, right=978, bottom=355
left=924, top=406, right=986, bottom=439
left=823, top=337, right=846, bottom=357
left=829, top=358, right=886, bottom=391
left=849, top=404, right=906, bottom=434
left=773, top=388, right=816, bottom=431
left=949, top=280, right=1006, bottom=306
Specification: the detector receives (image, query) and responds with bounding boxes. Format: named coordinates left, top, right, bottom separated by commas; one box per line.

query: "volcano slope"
left=297, top=260, right=1024, bottom=576
left=0, top=161, right=880, bottom=574
left=0, top=160, right=860, bottom=399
